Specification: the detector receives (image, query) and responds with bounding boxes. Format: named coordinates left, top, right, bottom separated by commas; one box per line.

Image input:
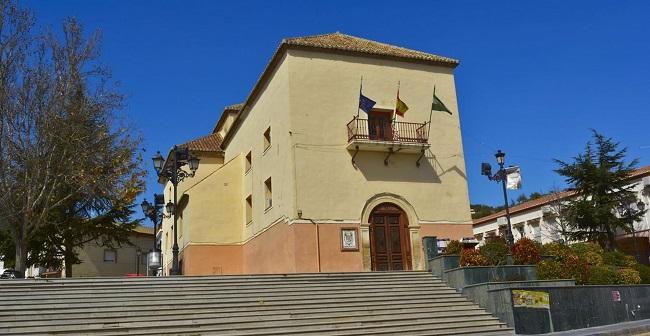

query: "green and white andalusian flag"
left=432, top=87, right=452, bottom=115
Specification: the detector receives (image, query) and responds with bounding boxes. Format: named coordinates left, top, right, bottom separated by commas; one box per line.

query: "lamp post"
left=141, top=194, right=165, bottom=275
left=152, top=146, right=199, bottom=276
left=617, top=200, right=646, bottom=263
left=136, top=249, right=141, bottom=276
left=481, top=150, right=515, bottom=247
left=141, top=194, right=165, bottom=251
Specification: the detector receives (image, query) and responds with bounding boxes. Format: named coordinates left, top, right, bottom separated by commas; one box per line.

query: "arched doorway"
left=369, top=203, right=412, bottom=271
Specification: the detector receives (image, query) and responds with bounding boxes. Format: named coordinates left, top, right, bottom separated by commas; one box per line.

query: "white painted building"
left=473, top=165, right=650, bottom=245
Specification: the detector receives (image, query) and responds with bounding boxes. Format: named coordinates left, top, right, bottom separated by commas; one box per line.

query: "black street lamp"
left=141, top=194, right=165, bottom=276
left=152, top=146, right=199, bottom=275
left=141, top=194, right=165, bottom=251
left=617, top=200, right=646, bottom=263
left=481, top=150, right=515, bottom=247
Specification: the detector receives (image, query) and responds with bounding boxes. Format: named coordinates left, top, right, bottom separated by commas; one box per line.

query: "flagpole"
left=393, top=81, right=400, bottom=123
left=357, top=76, right=362, bottom=119
left=427, top=85, right=435, bottom=141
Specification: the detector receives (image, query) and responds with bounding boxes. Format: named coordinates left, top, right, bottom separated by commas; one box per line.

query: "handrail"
left=347, top=117, right=429, bottom=143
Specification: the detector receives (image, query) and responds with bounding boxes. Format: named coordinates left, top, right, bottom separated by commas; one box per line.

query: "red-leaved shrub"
left=512, top=237, right=541, bottom=265
left=460, top=249, right=487, bottom=267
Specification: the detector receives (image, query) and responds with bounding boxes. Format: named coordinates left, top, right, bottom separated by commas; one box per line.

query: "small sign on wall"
left=612, top=291, right=621, bottom=302
left=341, top=228, right=359, bottom=251
left=512, top=290, right=550, bottom=309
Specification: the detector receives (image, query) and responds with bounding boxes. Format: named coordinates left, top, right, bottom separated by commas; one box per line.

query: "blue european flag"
left=359, top=93, right=376, bottom=114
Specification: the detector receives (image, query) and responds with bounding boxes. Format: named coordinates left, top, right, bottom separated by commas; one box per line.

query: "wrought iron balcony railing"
left=347, top=116, right=429, bottom=144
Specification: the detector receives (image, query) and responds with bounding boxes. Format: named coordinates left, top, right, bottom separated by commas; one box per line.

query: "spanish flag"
left=395, top=89, right=409, bottom=117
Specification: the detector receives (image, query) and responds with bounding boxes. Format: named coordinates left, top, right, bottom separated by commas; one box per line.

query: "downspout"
left=298, top=210, right=321, bottom=272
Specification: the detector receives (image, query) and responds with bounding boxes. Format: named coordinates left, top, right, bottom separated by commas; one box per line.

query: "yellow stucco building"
left=158, top=33, right=473, bottom=275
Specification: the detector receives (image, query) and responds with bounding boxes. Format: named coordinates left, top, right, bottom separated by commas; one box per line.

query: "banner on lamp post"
left=505, top=166, right=522, bottom=190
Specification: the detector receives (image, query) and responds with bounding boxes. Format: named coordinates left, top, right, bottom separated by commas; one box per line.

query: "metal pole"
left=631, top=212, right=641, bottom=262
left=171, top=146, right=180, bottom=276
left=499, top=163, right=515, bottom=246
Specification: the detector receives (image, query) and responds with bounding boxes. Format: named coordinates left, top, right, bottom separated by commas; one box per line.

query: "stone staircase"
left=0, top=271, right=513, bottom=335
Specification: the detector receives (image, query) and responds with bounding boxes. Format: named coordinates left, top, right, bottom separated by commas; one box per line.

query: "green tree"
left=471, top=204, right=503, bottom=219
left=0, top=1, right=144, bottom=276
left=554, top=130, right=644, bottom=251
left=26, top=19, right=145, bottom=277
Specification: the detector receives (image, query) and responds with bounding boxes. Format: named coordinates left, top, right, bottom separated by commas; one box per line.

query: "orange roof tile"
left=284, top=32, right=459, bottom=66
left=179, top=133, right=223, bottom=153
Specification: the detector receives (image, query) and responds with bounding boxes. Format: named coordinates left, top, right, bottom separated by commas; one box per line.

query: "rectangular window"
left=245, top=151, right=252, bottom=172
left=245, top=195, right=253, bottom=224
left=103, top=249, right=117, bottom=263
left=263, top=127, right=271, bottom=151
left=264, top=177, right=272, bottom=210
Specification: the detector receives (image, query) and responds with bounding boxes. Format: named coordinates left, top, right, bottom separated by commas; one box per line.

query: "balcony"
left=346, top=116, right=430, bottom=165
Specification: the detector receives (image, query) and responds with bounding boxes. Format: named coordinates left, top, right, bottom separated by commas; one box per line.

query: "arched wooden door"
left=369, top=203, right=412, bottom=271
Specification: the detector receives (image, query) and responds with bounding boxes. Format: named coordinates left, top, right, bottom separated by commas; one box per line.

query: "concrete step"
left=2, top=313, right=507, bottom=335
left=0, top=271, right=435, bottom=286
left=0, top=271, right=512, bottom=335
left=0, top=296, right=478, bottom=319
left=0, top=291, right=466, bottom=311
left=0, top=303, right=487, bottom=326
left=0, top=282, right=453, bottom=299
left=0, top=276, right=443, bottom=287
left=0, top=309, right=499, bottom=333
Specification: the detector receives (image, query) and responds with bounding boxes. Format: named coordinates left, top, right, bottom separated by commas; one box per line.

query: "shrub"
left=540, top=242, right=574, bottom=262
left=617, top=268, right=641, bottom=284
left=570, top=242, right=603, bottom=256
left=588, top=265, right=619, bottom=285
left=602, top=251, right=636, bottom=267
left=460, top=249, right=487, bottom=266
left=633, top=264, right=650, bottom=284
left=537, top=260, right=566, bottom=280
left=512, top=238, right=541, bottom=265
left=445, top=240, right=461, bottom=255
left=479, top=239, right=509, bottom=266
left=582, top=251, right=604, bottom=266
left=563, top=255, right=590, bottom=285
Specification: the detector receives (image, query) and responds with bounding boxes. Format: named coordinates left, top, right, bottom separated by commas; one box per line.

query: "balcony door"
left=370, top=203, right=411, bottom=271
left=368, top=110, right=393, bottom=141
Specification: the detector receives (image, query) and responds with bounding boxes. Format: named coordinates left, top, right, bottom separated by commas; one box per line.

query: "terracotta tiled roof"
left=224, top=103, right=244, bottom=111
left=212, top=103, right=244, bottom=134
left=284, top=32, right=459, bottom=67
left=133, top=225, right=154, bottom=235
left=472, top=164, right=650, bottom=226
left=472, top=190, right=577, bottom=226
left=179, top=133, right=224, bottom=153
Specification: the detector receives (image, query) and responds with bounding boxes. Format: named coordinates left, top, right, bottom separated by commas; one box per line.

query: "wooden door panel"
left=374, top=226, right=387, bottom=254
left=370, top=210, right=410, bottom=271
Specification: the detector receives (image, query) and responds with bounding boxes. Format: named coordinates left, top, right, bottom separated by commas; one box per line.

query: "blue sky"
left=27, top=1, right=650, bottom=214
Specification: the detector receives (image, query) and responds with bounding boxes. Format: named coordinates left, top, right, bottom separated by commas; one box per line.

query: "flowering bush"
left=479, top=239, right=509, bottom=266
left=460, top=249, right=487, bottom=266
left=511, top=238, right=541, bottom=265
left=563, top=254, right=590, bottom=284
left=445, top=240, right=462, bottom=255
left=588, top=265, right=618, bottom=285
left=570, top=242, right=603, bottom=256
left=540, top=242, right=573, bottom=262
left=617, top=268, right=641, bottom=284
left=537, top=260, right=567, bottom=280
left=633, top=264, right=650, bottom=284
left=603, top=251, right=636, bottom=268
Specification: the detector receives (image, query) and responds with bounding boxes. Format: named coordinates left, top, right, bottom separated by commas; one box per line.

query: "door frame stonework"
left=360, top=194, right=422, bottom=271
